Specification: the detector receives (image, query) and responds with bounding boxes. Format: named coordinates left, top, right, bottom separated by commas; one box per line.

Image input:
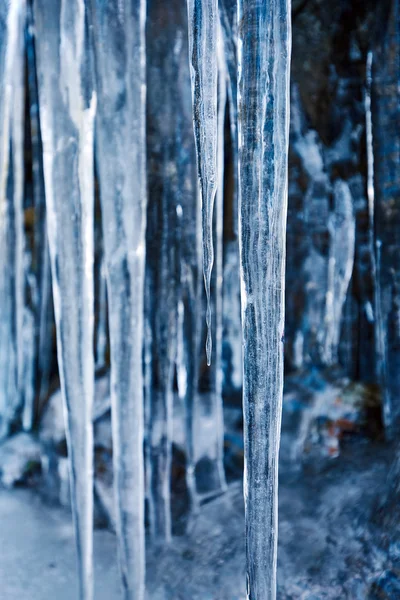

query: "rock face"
left=285, top=0, right=377, bottom=379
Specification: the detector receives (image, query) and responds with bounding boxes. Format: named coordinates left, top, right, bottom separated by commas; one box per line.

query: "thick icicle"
left=237, top=0, right=291, bottom=598
left=0, top=0, right=26, bottom=439
left=91, top=1, right=146, bottom=597
left=187, top=0, right=219, bottom=365
left=34, top=1, right=96, bottom=598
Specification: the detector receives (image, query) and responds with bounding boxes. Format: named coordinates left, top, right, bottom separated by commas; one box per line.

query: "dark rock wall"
left=284, top=0, right=398, bottom=411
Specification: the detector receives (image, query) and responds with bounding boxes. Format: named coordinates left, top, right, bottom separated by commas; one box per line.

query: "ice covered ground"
left=0, top=382, right=398, bottom=600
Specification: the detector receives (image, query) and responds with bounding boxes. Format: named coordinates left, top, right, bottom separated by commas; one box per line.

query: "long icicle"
left=0, top=0, right=26, bottom=440
left=200, top=28, right=227, bottom=496
left=237, top=0, right=291, bottom=598
left=11, top=0, right=26, bottom=429
left=25, top=0, right=53, bottom=428
left=187, top=0, right=219, bottom=366
left=172, top=0, right=203, bottom=516
left=33, top=1, right=96, bottom=597
left=91, top=1, right=147, bottom=597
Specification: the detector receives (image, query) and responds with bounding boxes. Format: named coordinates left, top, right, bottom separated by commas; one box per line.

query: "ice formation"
left=91, top=0, right=147, bottom=597
left=0, top=0, right=294, bottom=596
left=1, top=0, right=399, bottom=597
left=187, top=0, right=219, bottom=366
left=0, top=0, right=25, bottom=441
left=237, top=0, right=291, bottom=598
left=34, top=1, right=97, bottom=598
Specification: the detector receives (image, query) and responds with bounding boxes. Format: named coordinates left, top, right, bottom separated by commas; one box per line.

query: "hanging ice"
left=91, top=0, right=147, bottom=597
left=198, top=31, right=227, bottom=495
left=23, top=0, right=53, bottom=429
left=237, top=0, right=291, bottom=597
left=0, top=0, right=26, bottom=440
left=33, top=1, right=96, bottom=598
left=323, top=180, right=355, bottom=365
left=187, top=0, right=219, bottom=365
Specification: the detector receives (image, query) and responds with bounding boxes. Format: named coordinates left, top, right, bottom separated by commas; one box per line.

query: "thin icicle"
left=0, top=0, right=26, bottom=439
left=34, top=1, right=96, bottom=598
left=187, top=0, right=219, bottom=365
left=11, top=0, right=25, bottom=424
left=364, top=50, right=381, bottom=387
left=174, top=0, right=203, bottom=514
left=365, top=51, right=375, bottom=228
left=91, top=1, right=147, bottom=597
left=323, top=180, right=355, bottom=365
left=237, top=0, right=291, bottom=598
left=200, top=30, right=227, bottom=495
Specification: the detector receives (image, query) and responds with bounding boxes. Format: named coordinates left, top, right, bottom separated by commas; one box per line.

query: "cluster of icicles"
left=0, top=0, right=290, bottom=599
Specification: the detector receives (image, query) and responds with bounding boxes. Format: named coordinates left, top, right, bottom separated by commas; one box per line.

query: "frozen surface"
left=187, top=0, right=219, bottom=365
left=237, top=0, right=291, bottom=597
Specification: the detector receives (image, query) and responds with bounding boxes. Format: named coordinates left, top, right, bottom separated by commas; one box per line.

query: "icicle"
left=91, top=1, right=146, bottom=597
left=365, top=51, right=375, bottom=228
left=24, top=0, right=53, bottom=426
left=368, top=51, right=388, bottom=419
left=33, top=1, right=96, bottom=598
left=237, top=0, right=291, bottom=598
left=11, top=1, right=25, bottom=423
left=198, top=30, right=227, bottom=496
left=323, top=180, right=355, bottom=365
left=159, top=0, right=202, bottom=515
left=0, top=0, right=26, bottom=439
left=363, top=49, right=381, bottom=384
left=187, top=0, right=219, bottom=365
left=210, top=28, right=227, bottom=492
